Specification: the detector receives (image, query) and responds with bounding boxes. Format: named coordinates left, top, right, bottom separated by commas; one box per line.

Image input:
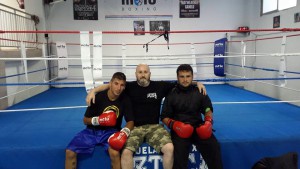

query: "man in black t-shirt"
left=86, top=64, right=206, bottom=169
left=65, top=72, right=134, bottom=169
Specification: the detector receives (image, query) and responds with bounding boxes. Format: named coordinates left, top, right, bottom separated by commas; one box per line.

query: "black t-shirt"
left=85, top=89, right=134, bottom=130
left=161, top=85, right=213, bottom=127
left=125, top=81, right=175, bottom=126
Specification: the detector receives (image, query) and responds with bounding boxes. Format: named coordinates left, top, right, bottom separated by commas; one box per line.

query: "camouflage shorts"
left=124, top=124, right=172, bottom=153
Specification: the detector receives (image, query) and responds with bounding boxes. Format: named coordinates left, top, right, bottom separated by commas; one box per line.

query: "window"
left=262, top=0, right=277, bottom=13
left=262, top=0, right=297, bottom=14
left=278, top=0, right=297, bottom=10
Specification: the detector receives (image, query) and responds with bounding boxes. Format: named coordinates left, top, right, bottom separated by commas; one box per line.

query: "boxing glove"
left=196, top=116, right=213, bottom=139
left=91, top=110, right=117, bottom=126
left=108, top=127, right=130, bottom=151
left=167, top=119, right=194, bottom=138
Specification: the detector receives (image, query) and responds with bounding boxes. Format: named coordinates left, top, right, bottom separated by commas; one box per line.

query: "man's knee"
left=161, top=143, right=174, bottom=154
left=108, top=148, right=120, bottom=160
left=122, top=149, right=133, bottom=158
left=65, top=149, right=76, bottom=159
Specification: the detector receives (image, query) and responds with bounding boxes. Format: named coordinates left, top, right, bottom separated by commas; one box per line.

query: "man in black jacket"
left=161, top=64, right=223, bottom=169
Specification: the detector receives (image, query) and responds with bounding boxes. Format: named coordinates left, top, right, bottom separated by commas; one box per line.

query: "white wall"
left=38, top=0, right=249, bottom=82
left=226, top=0, right=300, bottom=106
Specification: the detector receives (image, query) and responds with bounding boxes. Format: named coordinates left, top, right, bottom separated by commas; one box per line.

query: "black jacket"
left=161, top=85, right=213, bottom=127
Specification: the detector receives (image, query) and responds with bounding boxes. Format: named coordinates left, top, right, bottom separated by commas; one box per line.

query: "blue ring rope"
left=0, top=66, right=57, bottom=79
left=1, top=62, right=300, bottom=81
left=227, top=63, right=300, bottom=75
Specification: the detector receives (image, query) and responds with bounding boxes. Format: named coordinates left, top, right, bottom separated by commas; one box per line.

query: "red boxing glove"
left=196, top=116, right=213, bottom=139
left=108, top=127, right=130, bottom=151
left=91, top=110, right=117, bottom=126
left=167, top=119, right=194, bottom=138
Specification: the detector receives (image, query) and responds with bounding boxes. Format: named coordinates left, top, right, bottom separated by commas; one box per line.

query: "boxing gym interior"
left=0, top=0, right=300, bottom=169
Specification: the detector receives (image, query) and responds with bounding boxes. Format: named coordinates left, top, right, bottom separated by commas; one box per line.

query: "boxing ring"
left=1, top=29, right=300, bottom=169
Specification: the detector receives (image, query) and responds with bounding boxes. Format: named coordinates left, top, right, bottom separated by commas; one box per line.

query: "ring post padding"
left=241, top=41, right=246, bottom=78
left=92, top=31, right=103, bottom=86
left=20, top=41, right=28, bottom=82
left=42, top=43, right=48, bottom=82
left=122, top=44, right=127, bottom=75
left=56, top=41, right=68, bottom=79
left=80, top=31, right=94, bottom=93
left=190, top=43, right=198, bottom=74
left=213, top=38, right=227, bottom=77
left=279, top=36, right=287, bottom=87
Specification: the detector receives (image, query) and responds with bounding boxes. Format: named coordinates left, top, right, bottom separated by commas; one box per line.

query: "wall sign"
left=74, top=0, right=98, bottom=20
left=180, top=0, right=200, bottom=18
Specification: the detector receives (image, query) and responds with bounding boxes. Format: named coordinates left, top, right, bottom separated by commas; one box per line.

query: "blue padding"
left=214, top=38, right=227, bottom=77
left=0, top=85, right=300, bottom=169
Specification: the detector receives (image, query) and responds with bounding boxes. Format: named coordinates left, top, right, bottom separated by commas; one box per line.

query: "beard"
left=137, top=78, right=150, bottom=87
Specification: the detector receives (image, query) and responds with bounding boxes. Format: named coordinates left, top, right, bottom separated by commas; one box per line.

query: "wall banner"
left=73, top=0, right=98, bottom=20
left=179, top=0, right=200, bottom=18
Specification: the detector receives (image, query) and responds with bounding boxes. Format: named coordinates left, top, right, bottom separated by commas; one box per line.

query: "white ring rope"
left=65, top=52, right=215, bottom=58
left=0, top=77, right=58, bottom=101
left=1, top=100, right=300, bottom=113
left=213, top=100, right=300, bottom=104
left=225, top=52, right=284, bottom=56
left=0, top=105, right=87, bottom=112
left=1, top=53, right=300, bottom=61
left=0, top=85, right=39, bottom=101
left=225, top=73, right=300, bottom=93
left=16, top=52, right=297, bottom=59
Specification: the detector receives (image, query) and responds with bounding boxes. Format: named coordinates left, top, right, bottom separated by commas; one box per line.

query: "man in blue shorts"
left=65, top=72, right=134, bottom=169
left=86, top=64, right=206, bottom=169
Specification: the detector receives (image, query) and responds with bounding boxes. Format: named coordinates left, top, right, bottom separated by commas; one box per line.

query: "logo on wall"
left=104, top=0, right=172, bottom=19
left=73, top=0, right=98, bottom=20
left=122, top=0, right=157, bottom=6
left=121, top=0, right=157, bottom=12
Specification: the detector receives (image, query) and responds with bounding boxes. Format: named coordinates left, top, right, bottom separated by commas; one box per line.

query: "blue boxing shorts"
left=66, top=128, right=117, bottom=154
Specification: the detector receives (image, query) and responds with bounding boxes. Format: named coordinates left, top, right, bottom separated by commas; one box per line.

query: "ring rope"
left=226, top=73, right=300, bottom=93
left=64, top=52, right=215, bottom=58
left=212, top=100, right=300, bottom=104
left=1, top=99, right=300, bottom=113
left=2, top=28, right=300, bottom=34
left=0, top=78, right=59, bottom=101
left=1, top=77, right=300, bottom=86
left=0, top=105, right=87, bottom=113
left=0, top=85, right=41, bottom=101
left=0, top=64, right=209, bottom=80
left=1, top=53, right=300, bottom=61
left=0, top=68, right=49, bottom=79
left=227, top=63, right=300, bottom=75
left=2, top=32, right=300, bottom=48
